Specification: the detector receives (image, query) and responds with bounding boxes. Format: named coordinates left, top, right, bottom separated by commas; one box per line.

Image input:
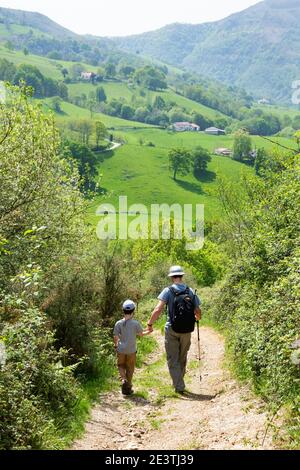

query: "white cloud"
left=0, top=0, right=260, bottom=36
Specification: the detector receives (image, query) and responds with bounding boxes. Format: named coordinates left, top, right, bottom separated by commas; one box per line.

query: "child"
left=113, top=300, right=151, bottom=396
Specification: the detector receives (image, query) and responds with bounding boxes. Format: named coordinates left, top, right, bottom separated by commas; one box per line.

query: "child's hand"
left=143, top=328, right=152, bottom=336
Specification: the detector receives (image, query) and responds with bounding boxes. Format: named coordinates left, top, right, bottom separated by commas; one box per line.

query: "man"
left=147, top=266, right=201, bottom=394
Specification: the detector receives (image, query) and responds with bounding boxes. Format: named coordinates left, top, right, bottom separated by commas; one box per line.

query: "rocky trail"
left=72, top=326, right=275, bottom=451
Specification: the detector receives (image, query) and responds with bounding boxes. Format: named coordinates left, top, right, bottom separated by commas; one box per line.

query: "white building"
left=205, top=127, right=226, bottom=136
left=173, top=122, right=200, bottom=132
left=214, top=147, right=232, bottom=156
left=81, top=72, right=96, bottom=81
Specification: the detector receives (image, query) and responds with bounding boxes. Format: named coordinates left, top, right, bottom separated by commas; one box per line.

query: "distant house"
left=258, top=98, right=270, bottom=105
left=81, top=72, right=96, bottom=81
left=173, top=122, right=200, bottom=132
left=214, top=147, right=232, bottom=156
left=205, top=127, right=226, bottom=136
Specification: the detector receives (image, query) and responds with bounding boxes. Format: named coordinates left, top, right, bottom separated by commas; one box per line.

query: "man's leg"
left=179, top=333, right=192, bottom=383
left=165, top=327, right=185, bottom=392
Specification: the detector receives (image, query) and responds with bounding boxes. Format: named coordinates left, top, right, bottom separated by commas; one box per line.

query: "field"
left=254, top=104, right=300, bottom=120
left=0, top=46, right=98, bottom=80
left=42, top=98, right=153, bottom=128
left=2, top=44, right=298, bottom=229
left=68, top=82, right=228, bottom=121
left=86, top=128, right=297, bottom=227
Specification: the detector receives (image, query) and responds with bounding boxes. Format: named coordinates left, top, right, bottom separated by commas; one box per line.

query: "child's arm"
left=138, top=328, right=152, bottom=337
left=113, top=335, right=119, bottom=351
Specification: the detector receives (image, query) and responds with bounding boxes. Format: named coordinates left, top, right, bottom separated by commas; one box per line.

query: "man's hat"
left=168, top=266, right=185, bottom=277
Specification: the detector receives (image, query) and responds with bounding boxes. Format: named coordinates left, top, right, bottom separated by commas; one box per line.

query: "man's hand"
left=147, top=324, right=154, bottom=334
left=195, top=308, right=202, bottom=322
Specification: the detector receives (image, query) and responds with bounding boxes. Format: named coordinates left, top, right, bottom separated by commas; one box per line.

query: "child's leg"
left=125, top=353, right=137, bottom=388
left=117, top=353, right=127, bottom=383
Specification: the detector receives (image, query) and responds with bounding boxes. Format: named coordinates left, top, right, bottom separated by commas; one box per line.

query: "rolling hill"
left=112, top=0, right=300, bottom=103
left=0, top=6, right=78, bottom=39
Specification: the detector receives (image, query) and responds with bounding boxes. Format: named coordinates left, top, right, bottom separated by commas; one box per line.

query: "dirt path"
left=72, top=327, right=274, bottom=450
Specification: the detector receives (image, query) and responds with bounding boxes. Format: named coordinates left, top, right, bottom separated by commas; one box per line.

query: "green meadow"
left=86, top=128, right=297, bottom=227
left=2, top=45, right=297, bottom=228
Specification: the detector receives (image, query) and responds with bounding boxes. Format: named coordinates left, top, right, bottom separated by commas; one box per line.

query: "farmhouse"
left=205, top=127, right=226, bottom=135
left=214, top=147, right=232, bottom=156
left=172, top=122, right=200, bottom=132
left=258, top=98, right=270, bottom=105
left=81, top=72, right=96, bottom=81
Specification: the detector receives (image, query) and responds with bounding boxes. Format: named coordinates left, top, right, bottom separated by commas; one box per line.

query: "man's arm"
left=147, top=300, right=166, bottom=332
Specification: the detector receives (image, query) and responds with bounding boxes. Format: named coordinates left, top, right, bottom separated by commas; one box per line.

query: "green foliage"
left=96, top=86, right=107, bottom=103
left=168, top=147, right=192, bottom=181
left=0, top=307, right=80, bottom=450
left=9, top=62, right=69, bottom=99
left=134, top=66, right=167, bottom=91
left=210, top=151, right=300, bottom=442
left=192, top=146, right=212, bottom=176
left=233, top=129, right=252, bottom=162
left=62, top=140, right=99, bottom=192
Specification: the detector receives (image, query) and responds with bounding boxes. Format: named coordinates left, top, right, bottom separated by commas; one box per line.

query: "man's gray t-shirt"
left=158, top=284, right=201, bottom=328
left=113, top=318, right=143, bottom=354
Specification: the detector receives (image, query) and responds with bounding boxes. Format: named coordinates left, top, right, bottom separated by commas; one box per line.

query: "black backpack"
left=169, top=286, right=196, bottom=334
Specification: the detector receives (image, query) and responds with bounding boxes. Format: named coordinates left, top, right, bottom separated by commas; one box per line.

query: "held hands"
left=146, top=324, right=154, bottom=334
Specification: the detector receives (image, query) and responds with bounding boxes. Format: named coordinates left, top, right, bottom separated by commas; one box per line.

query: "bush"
left=210, top=152, right=300, bottom=442
left=0, top=308, right=80, bottom=450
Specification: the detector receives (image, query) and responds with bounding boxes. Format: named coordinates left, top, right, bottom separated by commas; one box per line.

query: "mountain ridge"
left=111, top=0, right=300, bottom=102
left=0, top=6, right=78, bottom=38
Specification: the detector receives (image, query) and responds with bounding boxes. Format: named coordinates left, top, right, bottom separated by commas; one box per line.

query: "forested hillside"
left=113, top=0, right=300, bottom=102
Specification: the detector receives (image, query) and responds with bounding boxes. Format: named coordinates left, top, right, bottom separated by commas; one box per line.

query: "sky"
left=0, top=0, right=261, bottom=36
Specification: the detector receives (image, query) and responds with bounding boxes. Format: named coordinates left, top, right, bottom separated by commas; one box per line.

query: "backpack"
left=169, top=286, right=196, bottom=334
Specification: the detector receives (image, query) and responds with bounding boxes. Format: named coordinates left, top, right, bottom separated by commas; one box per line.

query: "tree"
left=292, top=115, right=300, bottom=131
left=4, top=40, right=14, bottom=51
left=254, top=147, right=269, bottom=176
left=191, top=111, right=213, bottom=129
left=69, top=119, right=93, bottom=145
left=120, top=104, right=134, bottom=120
left=49, top=96, right=63, bottom=113
left=0, top=58, right=17, bottom=82
left=95, top=121, right=107, bottom=149
left=295, top=130, right=300, bottom=150
left=61, top=68, right=69, bottom=80
left=0, top=84, right=85, bottom=282
left=119, top=65, right=135, bottom=79
left=134, top=66, right=167, bottom=91
left=192, top=146, right=212, bottom=176
left=153, top=95, right=166, bottom=110
left=96, top=86, right=107, bottom=103
left=233, top=130, right=252, bottom=162
left=23, top=48, right=29, bottom=56
left=64, top=140, right=98, bottom=191
left=71, top=63, right=84, bottom=81
left=105, top=63, right=116, bottom=79
left=169, top=148, right=192, bottom=181
left=96, top=67, right=105, bottom=82
left=57, top=82, right=68, bottom=100
left=13, top=64, right=45, bottom=97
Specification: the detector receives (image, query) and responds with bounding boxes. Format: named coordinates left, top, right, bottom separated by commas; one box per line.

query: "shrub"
left=0, top=308, right=80, bottom=450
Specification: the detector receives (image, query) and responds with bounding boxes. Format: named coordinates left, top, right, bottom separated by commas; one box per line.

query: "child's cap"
left=123, top=300, right=136, bottom=312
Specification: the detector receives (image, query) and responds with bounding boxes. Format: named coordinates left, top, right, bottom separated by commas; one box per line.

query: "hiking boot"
left=122, top=380, right=129, bottom=395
